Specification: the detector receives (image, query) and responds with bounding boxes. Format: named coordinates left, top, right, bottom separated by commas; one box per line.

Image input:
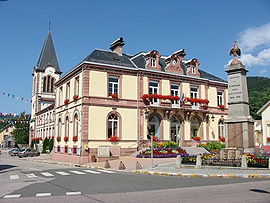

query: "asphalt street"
left=1, top=150, right=270, bottom=203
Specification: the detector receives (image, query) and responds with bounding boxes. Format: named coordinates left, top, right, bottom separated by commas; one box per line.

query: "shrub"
left=198, top=141, right=225, bottom=152
left=162, top=141, right=178, bottom=148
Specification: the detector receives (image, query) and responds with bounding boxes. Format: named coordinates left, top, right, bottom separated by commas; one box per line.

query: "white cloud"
left=259, top=69, right=267, bottom=74
left=238, top=23, right=270, bottom=52
left=240, top=48, right=270, bottom=67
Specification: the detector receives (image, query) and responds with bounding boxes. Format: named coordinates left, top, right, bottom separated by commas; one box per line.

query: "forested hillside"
left=247, top=77, right=270, bottom=120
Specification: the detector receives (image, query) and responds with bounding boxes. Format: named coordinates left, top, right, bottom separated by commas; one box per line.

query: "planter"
left=110, top=94, right=119, bottom=99
left=109, top=136, right=120, bottom=142
left=64, top=99, right=69, bottom=105
left=193, top=137, right=201, bottom=142
left=56, top=136, right=61, bottom=142
left=73, top=95, right=79, bottom=101
left=64, top=137, right=69, bottom=142
left=73, top=136, right=78, bottom=142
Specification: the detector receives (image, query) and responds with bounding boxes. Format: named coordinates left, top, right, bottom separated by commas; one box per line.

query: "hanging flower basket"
left=73, top=95, right=79, bottom=101
left=109, top=136, right=120, bottom=142
left=56, top=136, right=61, bottom=142
left=64, top=136, right=69, bottom=142
left=64, top=99, right=69, bottom=105
left=73, top=136, right=78, bottom=142
left=193, top=136, right=201, bottom=142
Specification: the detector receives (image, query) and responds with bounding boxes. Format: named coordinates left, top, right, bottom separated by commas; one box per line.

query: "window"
left=151, top=57, right=156, bottom=67
left=171, top=84, right=179, bottom=107
left=33, top=76, right=36, bottom=94
left=149, top=81, right=159, bottom=105
left=59, top=86, right=63, bottom=106
left=217, top=91, right=224, bottom=106
left=108, top=76, right=119, bottom=96
left=42, top=75, right=55, bottom=93
left=75, top=77, right=79, bottom=96
left=73, top=113, right=79, bottom=138
left=107, top=114, right=119, bottom=138
left=190, top=87, right=199, bottom=109
left=65, top=116, right=69, bottom=137
left=66, top=82, right=70, bottom=100
left=43, top=77, right=47, bottom=92
left=191, top=117, right=201, bottom=138
left=148, top=114, right=161, bottom=138
left=192, top=67, right=195, bottom=74
left=218, top=120, right=225, bottom=139
left=58, top=119, right=62, bottom=138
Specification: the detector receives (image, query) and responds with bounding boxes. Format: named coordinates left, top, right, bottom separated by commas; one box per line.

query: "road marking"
left=55, top=171, right=70, bottom=176
left=83, top=170, right=101, bottom=174
left=3, top=194, right=21, bottom=198
left=66, top=192, right=81, bottom=196
left=41, top=172, right=54, bottom=177
left=36, top=193, right=51, bottom=197
left=10, top=175, right=19, bottom=180
left=29, top=168, right=42, bottom=171
left=96, top=169, right=116, bottom=174
left=70, top=171, right=86, bottom=175
left=25, top=173, right=37, bottom=178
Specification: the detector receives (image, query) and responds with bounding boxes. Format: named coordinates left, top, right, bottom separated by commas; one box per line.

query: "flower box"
left=193, top=136, right=201, bottom=141
left=219, top=136, right=225, bottom=142
left=64, top=99, right=69, bottom=105
left=73, top=95, right=79, bottom=101
left=110, top=94, right=118, bottom=99
left=73, top=136, right=78, bottom=142
left=56, top=136, right=61, bottom=142
left=267, top=137, right=270, bottom=143
left=64, top=136, right=69, bottom=142
left=186, top=98, right=209, bottom=104
left=218, top=105, right=225, bottom=109
left=109, top=136, right=120, bottom=142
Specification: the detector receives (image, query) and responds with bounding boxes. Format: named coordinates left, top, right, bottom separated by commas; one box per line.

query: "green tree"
left=11, top=112, right=30, bottom=144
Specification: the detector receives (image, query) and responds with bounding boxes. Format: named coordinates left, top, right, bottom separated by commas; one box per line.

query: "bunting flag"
left=1, top=91, right=32, bottom=103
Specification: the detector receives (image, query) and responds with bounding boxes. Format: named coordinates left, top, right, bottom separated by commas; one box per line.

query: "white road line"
left=36, top=193, right=51, bottom=197
left=3, top=194, right=21, bottom=198
left=83, top=170, right=101, bottom=174
left=66, top=192, right=82, bottom=196
left=41, top=172, right=54, bottom=177
left=25, top=173, right=37, bottom=178
left=55, top=171, right=70, bottom=176
left=70, top=171, right=86, bottom=175
left=96, top=169, right=116, bottom=174
left=29, top=168, right=42, bottom=171
left=10, top=175, right=19, bottom=180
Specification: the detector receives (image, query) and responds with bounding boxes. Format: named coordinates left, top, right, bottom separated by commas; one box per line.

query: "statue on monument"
left=229, top=41, right=241, bottom=57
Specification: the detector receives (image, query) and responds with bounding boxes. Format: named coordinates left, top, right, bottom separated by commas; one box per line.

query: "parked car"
left=18, top=148, right=40, bottom=158
left=9, top=148, right=20, bottom=156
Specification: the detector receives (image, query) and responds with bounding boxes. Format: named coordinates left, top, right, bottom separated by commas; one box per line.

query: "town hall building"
left=30, top=33, right=228, bottom=164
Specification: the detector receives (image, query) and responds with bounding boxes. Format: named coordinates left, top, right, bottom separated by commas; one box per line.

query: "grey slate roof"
left=35, top=31, right=61, bottom=73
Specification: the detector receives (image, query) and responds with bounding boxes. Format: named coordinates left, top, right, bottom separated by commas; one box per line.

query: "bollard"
left=119, top=161, right=126, bottom=170
left=241, top=155, right=247, bottom=169
left=104, top=160, right=111, bottom=168
left=176, top=155, right=182, bottom=168
left=195, top=155, right=202, bottom=168
left=136, top=161, right=143, bottom=170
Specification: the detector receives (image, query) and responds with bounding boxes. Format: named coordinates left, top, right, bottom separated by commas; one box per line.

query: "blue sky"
left=0, top=0, right=270, bottom=114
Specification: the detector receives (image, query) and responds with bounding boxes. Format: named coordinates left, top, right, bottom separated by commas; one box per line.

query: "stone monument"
left=225, top=41, right=255, bottom=153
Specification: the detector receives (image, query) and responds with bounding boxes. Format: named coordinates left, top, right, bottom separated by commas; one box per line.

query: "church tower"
left=30, top=31, right=61, bottom=140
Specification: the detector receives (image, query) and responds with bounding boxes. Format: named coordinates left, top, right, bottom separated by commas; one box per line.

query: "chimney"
left=110, top=37, right=125, bottom=56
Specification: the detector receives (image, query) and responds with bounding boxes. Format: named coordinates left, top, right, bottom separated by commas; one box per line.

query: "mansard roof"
left=35, top=31, right=61, bottom=73
left=81, top=49, right=226, bottom=83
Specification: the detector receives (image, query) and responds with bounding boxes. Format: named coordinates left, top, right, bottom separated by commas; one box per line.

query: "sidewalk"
left=30, top=154, right=270, bottom=179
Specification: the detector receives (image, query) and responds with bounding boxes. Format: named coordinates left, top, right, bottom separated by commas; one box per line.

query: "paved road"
left=1, top=150, right=270, bottom=203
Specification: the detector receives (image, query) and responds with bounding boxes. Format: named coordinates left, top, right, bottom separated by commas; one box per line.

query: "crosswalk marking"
left=41, top=172, right=54, bottom=177
left=55, top=171, right=70, bottom=176
left=70, top=171, right=86, bottom=175
left=3, top=194, right=21, bottom=198
left=36, top=193, right=51, bottom=197
left=10, top=175, right=19, bottom=180
left=66, top=192, right=81, bottom=196
left=83, top=170, right=101, bottom=174
left=96, top=169, right=116, bottom=174
left=25, top=173, right=37, bottom=178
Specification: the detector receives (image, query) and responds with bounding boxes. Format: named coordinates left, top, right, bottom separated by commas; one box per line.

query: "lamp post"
left=150, top=132, right=154, bottom=168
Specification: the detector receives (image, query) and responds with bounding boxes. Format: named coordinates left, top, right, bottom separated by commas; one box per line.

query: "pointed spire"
left=35, top=31, right=61, bottom=73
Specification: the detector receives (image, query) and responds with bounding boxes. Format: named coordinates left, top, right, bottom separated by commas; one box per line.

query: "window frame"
left=108, top=76, right=119, bottom=96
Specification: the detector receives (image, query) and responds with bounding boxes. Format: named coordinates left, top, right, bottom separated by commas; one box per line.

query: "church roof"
left=35, top=31, right=61, bottom=73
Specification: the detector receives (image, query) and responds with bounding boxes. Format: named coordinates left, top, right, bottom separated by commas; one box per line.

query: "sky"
left=0, top=0, right=270, bottom=115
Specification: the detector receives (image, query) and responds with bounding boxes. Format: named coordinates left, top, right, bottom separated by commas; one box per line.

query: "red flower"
left=73, top=95, right=79, bottom=101
left=219, top=136, right=225, bottom=142
left=110, top=94, right=118, bottom=99
left=219, top=105, right=225, bottom=109
left=193, top=136, right=201, bottom=141
left=267, top=137, right=270, bottom=142
left=64, top=99, right=69, bottom=105
left=56, top=136, right=61, bottom=142
left=73, top=136, right=78, bottom=142
left=109, top=136, right=120, bottom=142
left=64, top=136, right=69, bottom=142
left=141, top=94, right=149, bottom=100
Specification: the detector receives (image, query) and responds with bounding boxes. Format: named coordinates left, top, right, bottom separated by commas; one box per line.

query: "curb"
left=31, top=159, right=270, bottom=179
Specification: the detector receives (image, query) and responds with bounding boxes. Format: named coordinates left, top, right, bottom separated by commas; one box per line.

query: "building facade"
left=50, top=38, right=228, bottom=163
left=257, top=100, right=270, bottom=150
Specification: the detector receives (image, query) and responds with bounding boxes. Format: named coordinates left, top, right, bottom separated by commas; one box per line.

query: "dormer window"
left=192, top=67, right=195, bottom=74
left=151, top=57, right=156, bottom=67
left=172, top=59, right=177, bottom=65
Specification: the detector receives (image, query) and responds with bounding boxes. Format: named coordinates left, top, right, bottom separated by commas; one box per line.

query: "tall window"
left=59, top=87, right=63, bottom=106
left=66, top=82, right=70, bottom=100
left=148, top=115, right=161, bottom=138
left=107, top=114, right=119, bottom=138
left=191, top=117, right=201, bottom=138
left=73, top=113, right=79, bottom=137
left=58, top=118, right=62, bottom=138
left=217, top=91, right=224, bottom=106
left=65, top=116, right=69, bottom=137
left=43, top=77, right=47, bottom=92
left=191, top=87, right=199, bottom=109
left=42, top=75, right=55, bottom=93
left=33, top=76, right=36, bottom=94
left=171, top=84, right=179, bottom=107
left=218, top=120, right=225, bottom=139
left=108, top=76, right=119, bottom=96
left=75, top=76, right=79, bottom=96
left=151, top=57, right=156, bottom=67
left=149, top=81, right=159, bottom=105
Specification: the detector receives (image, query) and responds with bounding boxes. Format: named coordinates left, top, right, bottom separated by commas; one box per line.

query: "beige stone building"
left=50, top=38, right=228, bottom=163
left=258, top=100, right=270, bottom=150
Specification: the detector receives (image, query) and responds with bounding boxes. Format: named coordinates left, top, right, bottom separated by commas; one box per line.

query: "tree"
left=11, top=112, right=30, bottom=144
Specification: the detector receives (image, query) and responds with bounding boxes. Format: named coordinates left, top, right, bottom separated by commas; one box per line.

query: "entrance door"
left=191, top=117, right=201, bottom=138
left=170, top=116, right=182, bottom=144
left=148, top=115, right=161, bottom=138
